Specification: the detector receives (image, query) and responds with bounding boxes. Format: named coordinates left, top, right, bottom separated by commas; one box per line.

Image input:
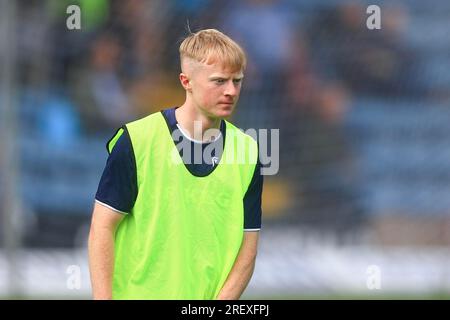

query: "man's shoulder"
left=224, top=119, right=258, bottom=145
left=123, top=110, right=172, bottom=151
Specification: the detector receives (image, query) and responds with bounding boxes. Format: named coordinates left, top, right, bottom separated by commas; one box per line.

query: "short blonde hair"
left=179, top=29, right=246, bottom=72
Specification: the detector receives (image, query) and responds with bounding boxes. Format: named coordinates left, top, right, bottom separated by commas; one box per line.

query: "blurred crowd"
left=11, top=0, right=449, bottom=243
left=17, top=0, right=425, bottom=137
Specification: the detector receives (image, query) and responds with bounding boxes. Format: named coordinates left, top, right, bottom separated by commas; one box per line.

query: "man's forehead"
left=204, top=62, right=244, bottom=78
left=183, top=57, right=243, bottom=77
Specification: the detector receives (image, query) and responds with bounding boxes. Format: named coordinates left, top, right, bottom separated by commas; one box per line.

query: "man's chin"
left=216, top=105, right=234, bottom=118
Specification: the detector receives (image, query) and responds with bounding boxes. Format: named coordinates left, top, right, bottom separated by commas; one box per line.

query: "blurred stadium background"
left=1, top=0, right=450, bottom=299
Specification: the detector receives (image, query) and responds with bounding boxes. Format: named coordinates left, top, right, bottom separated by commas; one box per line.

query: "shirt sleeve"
left=243, top=159, right=263, bottom=231
left=95, top=131, right=138, bottom=214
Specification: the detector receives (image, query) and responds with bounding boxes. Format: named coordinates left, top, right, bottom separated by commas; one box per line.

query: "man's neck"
left=175, top=104, right=221, bottom=143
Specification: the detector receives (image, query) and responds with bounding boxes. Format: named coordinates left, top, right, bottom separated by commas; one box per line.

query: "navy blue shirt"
left=95, top=107, right=263, bottom=230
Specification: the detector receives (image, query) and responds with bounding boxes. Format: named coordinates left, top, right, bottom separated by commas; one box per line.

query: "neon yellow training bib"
left=108, top=111, right=258, bottom=299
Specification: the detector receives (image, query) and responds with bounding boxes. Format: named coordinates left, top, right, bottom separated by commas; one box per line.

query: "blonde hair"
left=179, top=29, right=246, bottom=72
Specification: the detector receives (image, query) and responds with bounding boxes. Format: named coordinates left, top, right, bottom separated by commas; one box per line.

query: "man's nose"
left=224, top=81, right=238, bottom=97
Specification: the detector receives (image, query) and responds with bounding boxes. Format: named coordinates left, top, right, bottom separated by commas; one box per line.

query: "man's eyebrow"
left=209, top=75, right=244, bottom=80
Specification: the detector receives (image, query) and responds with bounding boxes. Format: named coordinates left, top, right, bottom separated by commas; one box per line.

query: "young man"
left=88, top=29, right=263, bottom=299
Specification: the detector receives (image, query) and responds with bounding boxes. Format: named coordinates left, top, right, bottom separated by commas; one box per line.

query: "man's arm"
left=88, top=202, right=125, bottom=300
left=216, top=232, right=259, bottom=300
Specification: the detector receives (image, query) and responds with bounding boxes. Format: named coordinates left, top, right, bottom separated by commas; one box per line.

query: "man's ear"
left=179, top=73, right=191, bottom=91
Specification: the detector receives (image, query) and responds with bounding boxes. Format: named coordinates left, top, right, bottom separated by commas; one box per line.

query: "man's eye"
left=233, top=79, right=242, bottom=84
left=215, top=79, right=225, bottom=84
